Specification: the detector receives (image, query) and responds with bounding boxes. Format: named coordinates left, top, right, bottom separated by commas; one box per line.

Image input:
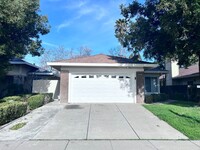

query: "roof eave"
left=47, top=62, right=158, bottom=68
left=144, top=70, right=168, bottom=74
left=9, top=61, right=40, bottom=69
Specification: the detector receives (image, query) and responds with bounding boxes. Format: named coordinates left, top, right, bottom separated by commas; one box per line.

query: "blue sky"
left=25, top=0, right=142, bottom=65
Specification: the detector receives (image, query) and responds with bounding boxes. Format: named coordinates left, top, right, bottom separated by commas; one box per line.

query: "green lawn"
left=144, top=101, right=200, bottom=140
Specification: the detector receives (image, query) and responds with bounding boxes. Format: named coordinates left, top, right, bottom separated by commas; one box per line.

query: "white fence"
left=32, top=80, right=60, bottom=99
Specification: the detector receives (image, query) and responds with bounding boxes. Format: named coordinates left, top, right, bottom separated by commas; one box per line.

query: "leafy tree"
left=115, top=0, right=200, bottom=72
left=0, top=0, right=50, bottom=77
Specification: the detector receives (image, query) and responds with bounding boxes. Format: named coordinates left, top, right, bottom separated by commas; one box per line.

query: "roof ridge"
left=54, top=54, right=107, bottom=62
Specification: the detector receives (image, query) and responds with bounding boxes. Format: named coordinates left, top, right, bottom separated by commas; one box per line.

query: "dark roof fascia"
left=144, top=70, right=168, bottom=74
left=173, top=73, right=199, bottom=79
left=9, top=60, right=40, bottom=69
left=29, top=71, right=60, bottom=77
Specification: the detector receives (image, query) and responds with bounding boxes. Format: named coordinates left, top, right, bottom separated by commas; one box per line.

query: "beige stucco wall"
left=32, top=80, right=60, bottom=99
left=165, top=60, right=179, bottom=85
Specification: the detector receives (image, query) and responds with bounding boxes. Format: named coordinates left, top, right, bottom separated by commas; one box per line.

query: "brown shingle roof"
left=174, top=63, right=199, bottom=78
left=55, top=54, right=152, bottom=64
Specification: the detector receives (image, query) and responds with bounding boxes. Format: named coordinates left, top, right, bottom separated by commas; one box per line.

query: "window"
left=89, top=75, right=94, bottom=78
left=111, top=75, right=116, bottom=78
left=104, top=75, right=109, bottom=78
left=119, top=76, right=124, bottom=79
left=145, top=77, right=159, bottom=93
left=81, top=75, right=87, bottom=78
left=96, top=75, right=101, bottom=78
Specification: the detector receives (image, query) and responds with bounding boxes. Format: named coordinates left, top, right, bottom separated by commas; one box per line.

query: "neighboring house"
left=47, top=54, right=166, bottom=103
left=0, top=58, right=39, bottom=97
left=0, top=58, right=60, bottom=99
left=163, top=61, right=200, bottom=86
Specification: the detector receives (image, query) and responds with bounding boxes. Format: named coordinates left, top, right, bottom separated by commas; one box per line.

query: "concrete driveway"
left=33, top=103, right=187, bottom=140
left=1, top=102, right=200, bottom=150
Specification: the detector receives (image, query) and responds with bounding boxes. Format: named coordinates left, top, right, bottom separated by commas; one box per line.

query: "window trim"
left=144, top=75, right=160, bottom=94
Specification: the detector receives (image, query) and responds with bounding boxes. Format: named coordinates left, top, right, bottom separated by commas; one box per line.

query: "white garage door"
left=69, top=74, right=135, bottom=103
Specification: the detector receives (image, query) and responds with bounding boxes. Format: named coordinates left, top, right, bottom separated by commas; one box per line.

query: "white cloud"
left=78, top=7, right=94, bottom=16
left=56, top=21, right=72, bottom=31
left=43, top=42, right=59, bottom=48
left=95, top=7, right=107, bottom=20
left=65, top=0, right=89, bottom=9
left=76, top=5, right=107, bottom=20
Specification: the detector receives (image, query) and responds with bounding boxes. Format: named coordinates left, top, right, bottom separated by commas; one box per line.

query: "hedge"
left=2, top=96, right=22, bottom=102
left=0, top=102, right=27, bottom=125
left=27, top=94, right=45, bottom=110
left=145, top=93, right=168, bottom=103
left=0, top=93, right=53, bottom=125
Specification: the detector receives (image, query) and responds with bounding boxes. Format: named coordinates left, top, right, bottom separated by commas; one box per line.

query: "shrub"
left=145, top=93, right=168, bottom=103
left=42, top=93, right=53, bottom=104
left=145, top=95, right=154, bottom=103
left=17, top=94, right=35, bottom=102
left=0, top=102, right=27, bottom=125
left=2, top=96, right=22, bottom=102
left=152, top=93, right=168, bottom=102
left=27, top=94, right=45, bottom=110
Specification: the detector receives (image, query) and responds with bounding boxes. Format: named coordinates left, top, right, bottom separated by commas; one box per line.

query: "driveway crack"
left=86, top=104, right=92, bottom=140
left=115, top=104, right=140, bottom=139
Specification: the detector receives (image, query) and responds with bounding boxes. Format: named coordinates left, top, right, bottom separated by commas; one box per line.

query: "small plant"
left=10, top=122, right=26, bottom=130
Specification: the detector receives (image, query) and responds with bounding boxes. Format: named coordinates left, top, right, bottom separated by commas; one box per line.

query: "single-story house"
left=48, top=54, right=166, bottom=103
left=0, top=58, right=40, bottom=97
left=0, top=58, right=60, bottom=98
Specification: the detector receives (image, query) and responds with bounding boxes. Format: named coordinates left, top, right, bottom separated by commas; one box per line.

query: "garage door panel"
left=69, top=74, right=135, bottom=103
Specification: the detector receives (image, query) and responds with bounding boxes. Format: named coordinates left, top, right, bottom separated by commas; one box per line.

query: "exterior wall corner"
left=136, top=72, right=145, bottom=103
left=60, top=69, right=69, bottom=103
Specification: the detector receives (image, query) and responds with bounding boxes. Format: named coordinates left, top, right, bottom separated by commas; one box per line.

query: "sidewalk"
left=0, top=140, right=200, bottom=150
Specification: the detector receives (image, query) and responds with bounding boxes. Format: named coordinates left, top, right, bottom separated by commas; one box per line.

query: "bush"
left=145, top=93, right=168, bottom=103
left=42, top=93, right=53, bottom=104
left=0, top=102, right=27, bottom=125
left=145, top=95, right=154, bottom=103
left=2, top=96, right=22, bottom=102
left=27, top=94, right=45, bottom=110
left=18, top=94, right=35, bottom=102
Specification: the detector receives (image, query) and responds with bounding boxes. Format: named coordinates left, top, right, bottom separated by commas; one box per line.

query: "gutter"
left=47, top=62, right=158, bottom=68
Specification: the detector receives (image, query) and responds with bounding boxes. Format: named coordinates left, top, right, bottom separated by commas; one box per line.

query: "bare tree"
left=40, top=46, right=92, bottom=70
left=77, top=46, right=92, bottom=57
left=108, top=46, right=128, bottom=58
